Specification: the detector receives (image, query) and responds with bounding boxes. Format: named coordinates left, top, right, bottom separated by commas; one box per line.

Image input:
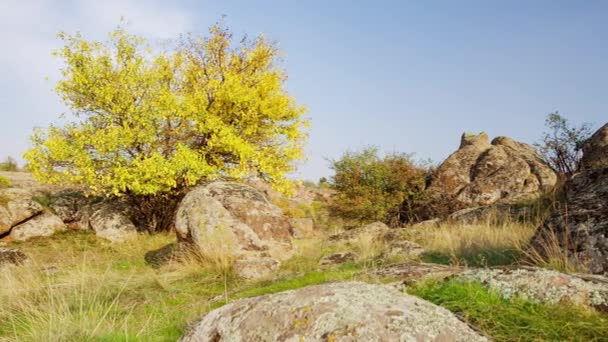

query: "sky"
left=1, top=1, right=606, bottom=181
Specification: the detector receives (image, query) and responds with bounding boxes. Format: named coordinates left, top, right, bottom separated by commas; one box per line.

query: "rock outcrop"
left=175, top=182, right=295, bottom=279
left=180, top=282, right=487, bottom=341
left=427, top=132, right=557, bottom=207
left=9, top=212, right=66, bottom=241
left=532, top=123, right=608, bottom=274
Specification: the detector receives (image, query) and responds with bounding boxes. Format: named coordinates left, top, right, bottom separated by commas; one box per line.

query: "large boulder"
left=9, top=212, right=66, bottom=241
left=531, top=123, right=608, bottom=274
left=79, top=202, right=138, bottom=243
left=427, top=132, right=557, bottom=207
left=175, top=182, right=295, bottom=278
left=0, top=188, right=43, bottom=235
left=180, top=282, right=487, bottom=341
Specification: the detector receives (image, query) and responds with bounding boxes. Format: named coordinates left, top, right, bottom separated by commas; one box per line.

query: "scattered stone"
left=9, top=212, right=66, bottom=241
left=531, top=123, right=608, bottom=274
left=175, top=182, right=294, bottom=262
left=364, top=262, right=463, bottom=284
left=318, top=251, right=357, bottom=266
left=329, top=221, right=392, bottom=243
left=289, top=217, right=315, bottom=238
left=233, top=255, right=280, bottom=280
left=427, top=132, right=557, bottom=207
left=144, top=243, right=181, bottom=268
left=0, top=247, right=28, bottom=267
left=410, top=218, right=440, bottom=228
left=383, top=240, right=426, bottom=260
left=458, top=267, right=608, bottom=311
left=179, top=282, right=488, bottom=342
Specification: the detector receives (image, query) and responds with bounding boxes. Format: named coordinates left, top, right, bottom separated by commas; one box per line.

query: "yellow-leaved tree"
left=24, top=24, right=308, bottom=231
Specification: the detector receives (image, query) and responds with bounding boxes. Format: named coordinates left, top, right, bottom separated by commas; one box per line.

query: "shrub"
left=0, top=175, right=11, bottom=189
left=328, top=147, right=426, bottom=226
left=0, top=156, right=18, bottom=171
left=535, top=112, right=593, bottom=176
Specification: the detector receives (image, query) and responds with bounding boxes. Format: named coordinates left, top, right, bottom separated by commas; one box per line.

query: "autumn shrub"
left=23, top=23, right=308, bottom=231
left=328, top=147, right=426, bottom=227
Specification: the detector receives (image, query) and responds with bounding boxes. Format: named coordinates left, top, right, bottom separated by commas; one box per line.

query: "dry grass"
left=407, top=220, right=537, bottom=267
left=523, top=223, right=588, bottom=273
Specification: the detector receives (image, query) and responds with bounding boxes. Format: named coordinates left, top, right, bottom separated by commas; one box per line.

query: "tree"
left=329, top=147, right=426, bottom=227
left=24, top=24, right=308, bottom=231
left=535, top=112, right=592, bottom=177
left=0, top=156, right=18, bottom=171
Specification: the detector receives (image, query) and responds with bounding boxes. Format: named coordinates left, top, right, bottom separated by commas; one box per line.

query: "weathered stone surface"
left=80, top=202, right=138, bottom=243
left=319, top=251, right=357, bottom=266
left=0, top=247, right=28, bottom=267
left=532, top=167, right=608, bottom=274
left=289, top=217, right=314, bottom=238
left=363, top=262, right=463, bottom=284
left=459, top=267, right=608, bottom=310
left=175, top=182, right=294, bottom=262
left=447, top=204, right=536, bottom=224
left=9, top=212, right=66, bottom=241
left=180, top=282, right=487, bottom=342
left=330, top=222, right=426, bottom=261
left=0, top=188, right=43, bottom=235
left=329, top=221, right=392, bottom=243
left=383, top=240, right=426, bottom=260
left=427, top=133, right=557, bottom=207
left=581, top=123, right=608, bottom=170
left=49, top=190, right=91, bottom=223
left=233, top=255, right=280, bottom=280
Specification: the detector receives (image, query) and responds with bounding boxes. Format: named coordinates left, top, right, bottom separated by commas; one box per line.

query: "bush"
left=0, top=176, right=11, bottom=189
left=328, top=147, right=426, bottom=226
left=0, top=157, right=18, bottom=171
left=535, top=112, right=593, bottom=176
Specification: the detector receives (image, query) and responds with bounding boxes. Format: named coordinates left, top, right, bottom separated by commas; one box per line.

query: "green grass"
left=409, top=279, right=608, bottom=341
left=420, top=249, right=523, bottom=267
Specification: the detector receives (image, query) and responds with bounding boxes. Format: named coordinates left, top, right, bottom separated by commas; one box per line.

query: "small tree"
left=0, top=157, right=18, bottom=171
left=24, top=24, right=308, bottom=231
left=329, top=147, right=426, bottom=227
left=535, top=112, right=592, bottom=177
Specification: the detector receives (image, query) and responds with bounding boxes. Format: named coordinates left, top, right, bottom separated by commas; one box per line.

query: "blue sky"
left=1, top=1, right=606, bottom=181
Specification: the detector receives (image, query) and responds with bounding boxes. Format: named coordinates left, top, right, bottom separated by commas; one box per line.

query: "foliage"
left=0, top=156, right=18, bottom=171
left=329, top=147, right=426, bottom=226
left=0, top=175, right=11, bottom=189
left=410, top=280, right=608, bottom=341
left=24, top=24, right=308, bottom=229
left=535, top=112, right=593, bottom=176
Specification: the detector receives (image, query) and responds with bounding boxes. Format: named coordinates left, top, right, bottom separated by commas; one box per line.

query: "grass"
left=410, top=279, right=608, bottom=341
left=1, top=212, right=605, bottom=341
left=406, top=220, right=537, bottom=267
left=0, top=231, right=374, bottom=341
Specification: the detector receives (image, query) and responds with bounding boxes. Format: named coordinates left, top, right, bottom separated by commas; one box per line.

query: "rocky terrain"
left=1, top=126, right=607, bottom=341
